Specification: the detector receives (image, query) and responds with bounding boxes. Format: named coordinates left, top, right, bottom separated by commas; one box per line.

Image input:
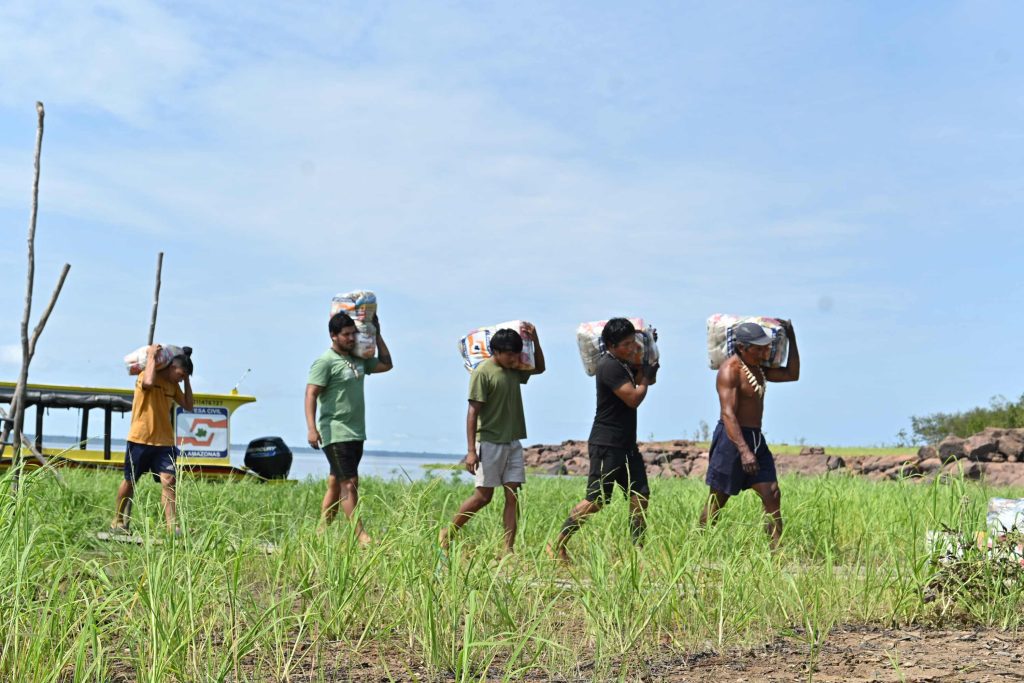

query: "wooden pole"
left=148, top=252, right=163, bottom=345
left=3, top=102, right=72, bottom=490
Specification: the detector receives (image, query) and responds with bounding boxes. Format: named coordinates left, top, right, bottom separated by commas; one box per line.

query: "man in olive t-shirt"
left=439, top=324, right=545, bottom=555
left=305, top=311, right=393, bottom=541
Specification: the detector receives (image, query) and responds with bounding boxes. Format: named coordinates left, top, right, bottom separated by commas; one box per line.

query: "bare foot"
left=545, top=542, right=571, bottom=566
left=438, top=528, right=450, bottom=552
left=357, top=532, right=373, bottom=547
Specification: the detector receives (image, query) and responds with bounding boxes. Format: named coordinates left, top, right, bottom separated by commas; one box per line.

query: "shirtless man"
left=699, top=320, right=799, bottom=548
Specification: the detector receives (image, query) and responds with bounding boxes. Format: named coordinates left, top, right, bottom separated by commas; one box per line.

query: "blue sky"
left=1, top=1, right=1021, bottom=453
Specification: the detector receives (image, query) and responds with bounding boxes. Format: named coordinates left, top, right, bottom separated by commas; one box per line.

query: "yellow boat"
left=0, top=381, right=270, bottom=479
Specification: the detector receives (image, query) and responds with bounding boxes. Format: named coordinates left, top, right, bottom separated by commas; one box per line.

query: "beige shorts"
left=475, top=440, right=525, bottom=488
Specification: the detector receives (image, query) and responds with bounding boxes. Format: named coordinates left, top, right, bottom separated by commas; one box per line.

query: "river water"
left=30, top=435, right=467, bottom=482
left=287, top=447, right=467, bottom=481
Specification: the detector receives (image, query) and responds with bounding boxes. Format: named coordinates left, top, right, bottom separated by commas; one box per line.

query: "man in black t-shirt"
left=548, top=318, right=655, bottom=564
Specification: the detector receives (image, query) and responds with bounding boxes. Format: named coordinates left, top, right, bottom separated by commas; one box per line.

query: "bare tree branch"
left=27, top=264, right=71, bottom=359
left=9, top=102, right=46, bottom=487
left=148, top=251, right=163, bottom=345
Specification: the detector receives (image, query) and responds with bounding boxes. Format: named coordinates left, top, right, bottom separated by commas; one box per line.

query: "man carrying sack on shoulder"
left=111, top=344, right=194, bottom=535
left=440, top=323, right=545, bottom=557
left=699, top=320, right=800, bottom=549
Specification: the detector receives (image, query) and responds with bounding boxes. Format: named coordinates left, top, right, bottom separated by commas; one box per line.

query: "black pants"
left=585, top=443, right=650, bottom=503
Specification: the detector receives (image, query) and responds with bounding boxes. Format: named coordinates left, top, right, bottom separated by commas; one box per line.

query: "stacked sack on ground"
left=331, top=290, right=378, bottom=359
left=123, top=344, right=188, bottom=375
left=458, top=321, right=536, bottom=372
left=706, top=313, right=789, bottom=369
left=575, top=318, right=659, bottom=376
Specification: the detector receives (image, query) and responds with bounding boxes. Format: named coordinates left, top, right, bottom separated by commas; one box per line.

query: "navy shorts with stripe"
left=705, top=420, right=777, bottom=496
left=123, top=441, right=176, bottom=482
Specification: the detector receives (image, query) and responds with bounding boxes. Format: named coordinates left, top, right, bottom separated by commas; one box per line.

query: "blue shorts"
left=123, top=441, right=176, bottom=482
left=705, top=420, right=777, bottom=496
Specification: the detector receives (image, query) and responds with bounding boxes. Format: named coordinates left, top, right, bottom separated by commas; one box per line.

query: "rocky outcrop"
left=523, top=427, right=1024, bottom=487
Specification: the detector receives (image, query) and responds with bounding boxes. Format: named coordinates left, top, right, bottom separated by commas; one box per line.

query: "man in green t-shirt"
left=439, top=324, right=545, bottom=555
left=305, top=311, right=393, bottom=542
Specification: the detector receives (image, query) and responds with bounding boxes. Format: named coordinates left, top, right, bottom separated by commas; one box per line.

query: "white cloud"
left=0, top=0, right=202, bottom=123
left=0, top=344, right=21, bottom=365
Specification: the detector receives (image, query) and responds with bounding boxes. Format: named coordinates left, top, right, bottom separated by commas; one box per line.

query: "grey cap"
left=734, top=322, right=772, bottom=346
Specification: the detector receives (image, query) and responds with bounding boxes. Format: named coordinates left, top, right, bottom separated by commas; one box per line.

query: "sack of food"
left=330, top=290, right=377, bottom=322
left=331, top=290, right=378, bottom=359
left=707, top=314, right=788, bottom=369
left=123, top=344, right=187, bottom=375
left=576, top=318, right=659, bottom=376
left=458, top=320, right=536, bottom=372
left=352, top=320, right=377, bottom=360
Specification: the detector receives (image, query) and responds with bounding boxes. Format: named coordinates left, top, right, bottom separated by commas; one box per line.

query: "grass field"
left=1, top=467, right=1022, bottom=681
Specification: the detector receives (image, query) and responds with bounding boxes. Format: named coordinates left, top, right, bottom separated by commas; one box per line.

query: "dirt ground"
left=100, top=625, right=1024, bottom=681
left=641, top=625, right=1024, bottom=683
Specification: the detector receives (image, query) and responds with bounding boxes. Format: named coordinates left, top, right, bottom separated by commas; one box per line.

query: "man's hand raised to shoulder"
left=764, top=319, right=799, bottom=383
left=521, top=322, right=545, bottom=375
left=371, top=314, right=394, bottom=373
left=141, top=344, right=161, bottom=389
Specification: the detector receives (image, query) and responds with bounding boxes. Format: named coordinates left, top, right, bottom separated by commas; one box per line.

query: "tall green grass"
left=1, top=466, right=1021, bottom=681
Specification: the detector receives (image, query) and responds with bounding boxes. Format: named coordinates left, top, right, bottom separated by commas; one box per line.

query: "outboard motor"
left=244, top=437, right=293, bottom=480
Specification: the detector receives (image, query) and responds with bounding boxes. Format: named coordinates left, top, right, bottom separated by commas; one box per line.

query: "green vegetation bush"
left=912, top=394, right=1024, bottom=444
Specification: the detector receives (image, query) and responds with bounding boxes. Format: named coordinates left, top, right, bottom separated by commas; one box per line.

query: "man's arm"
left=305, top=384, right=323, bottom=449
left=180, top=375, right=194, bottom=412
left=141, top=344, right=160, bottom=389
left=522, top=322, right=545, bottom=375
left=764, top=320, right=799, bottom=382
left=370, top=315, right=394, bottom=374
left=717, top=363, right=758, bottom=474
left=611, top=366, right=650, bottom=409
left=465, top=400, right=484, bottom=474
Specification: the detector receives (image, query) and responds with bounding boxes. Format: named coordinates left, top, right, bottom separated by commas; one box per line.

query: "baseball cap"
left=734, top=322, right=772, bottom=346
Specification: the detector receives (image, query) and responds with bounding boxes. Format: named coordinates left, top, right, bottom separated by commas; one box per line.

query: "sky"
left=1, top=1, right=1022, bottom=454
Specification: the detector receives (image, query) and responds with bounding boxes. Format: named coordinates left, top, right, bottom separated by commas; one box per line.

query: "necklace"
left=737, top=358, right=765, bottom=398
left=333, top=350, right=361, bottom=379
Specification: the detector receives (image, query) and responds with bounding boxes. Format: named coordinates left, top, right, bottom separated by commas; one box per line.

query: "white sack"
left=331, top=290, right=377, bottom=322
left=988, top=498, right=1024, bottom=534
left=576, top=318, right=659, bottom=376
left=707, top=313, right=788, bottom=370
left=353, top=320, right=377, bottom=360
left=123, top=344, right=185, bottom=376
left=458, top=320, right=536, bottom=372
left=331, top=290, right=378, bottom=359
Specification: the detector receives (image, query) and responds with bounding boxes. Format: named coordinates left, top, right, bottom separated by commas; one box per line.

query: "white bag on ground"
left=123, top=344, right=185, bottom=376
left=331, top=290, right=378, bottom=359
left=988, top=498, right=1024, bottom=534
left=707, top=314, right=788, bottom=369
left=458, top=320, right=536, bottom=372
left=576, top=318, right=659, bottom=376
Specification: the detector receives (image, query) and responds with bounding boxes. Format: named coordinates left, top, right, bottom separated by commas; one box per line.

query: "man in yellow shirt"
left=110, top=344, right=194, bottom=534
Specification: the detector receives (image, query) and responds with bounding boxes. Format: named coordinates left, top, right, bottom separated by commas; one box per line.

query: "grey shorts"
left=475, top=440, right=525, bottom=488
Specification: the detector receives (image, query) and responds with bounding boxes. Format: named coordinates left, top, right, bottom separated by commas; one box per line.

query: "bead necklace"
left=334, top=350, right=361, bottom=379
left=737, top=357, right=766, bottom=398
